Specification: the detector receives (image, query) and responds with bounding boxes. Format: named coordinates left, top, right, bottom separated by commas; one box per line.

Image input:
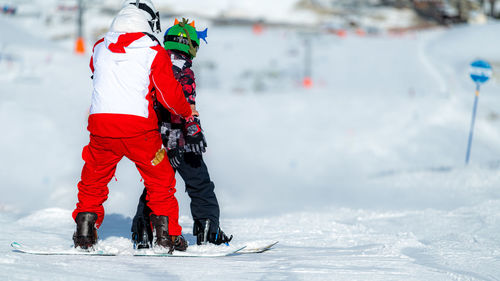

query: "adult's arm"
left=150, top=45, right=192, bottom=119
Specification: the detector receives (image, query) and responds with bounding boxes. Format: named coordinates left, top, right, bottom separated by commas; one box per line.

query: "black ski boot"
left=194, top=219, right=233, bottom=245
left=150, top=214, right=188, bottom=253
left=73, top=212, right=98, bottom=250
left=132, top=217, right=153, bottom=249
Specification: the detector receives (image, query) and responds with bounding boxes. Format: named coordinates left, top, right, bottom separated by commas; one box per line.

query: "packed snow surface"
left=1, top=9, right=500, bottom=281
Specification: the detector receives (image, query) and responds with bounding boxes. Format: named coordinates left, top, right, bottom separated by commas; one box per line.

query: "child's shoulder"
left=167, top=49, right=192, bottom=70
left=167, top=50, right=191, bottom=62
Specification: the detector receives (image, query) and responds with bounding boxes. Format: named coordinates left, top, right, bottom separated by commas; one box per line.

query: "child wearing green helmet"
left=163, top=18, right=204, bottom=58
left=132, top=18, right=233, bottom=248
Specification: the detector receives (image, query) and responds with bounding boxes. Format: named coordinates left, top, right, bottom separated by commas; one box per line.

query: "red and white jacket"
left=88, top=31, right=192, bottom=138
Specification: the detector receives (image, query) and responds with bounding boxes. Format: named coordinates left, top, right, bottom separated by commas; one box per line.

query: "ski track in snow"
left=1, top=10, right=500, bottom=281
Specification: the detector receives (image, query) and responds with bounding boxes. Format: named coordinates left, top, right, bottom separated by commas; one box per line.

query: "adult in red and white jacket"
left=72, top=1, right=192, bottom=249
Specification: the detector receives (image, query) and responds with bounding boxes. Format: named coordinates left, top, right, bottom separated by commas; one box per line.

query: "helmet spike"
left=174, top=18, right=179, bottom=25
left=189, top=20, right=196, bottom=28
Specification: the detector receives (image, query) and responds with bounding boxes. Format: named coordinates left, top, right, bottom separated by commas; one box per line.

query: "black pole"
left=77, top=0, right=83, bottom=38
left=304, top=37, right=311, bottom=79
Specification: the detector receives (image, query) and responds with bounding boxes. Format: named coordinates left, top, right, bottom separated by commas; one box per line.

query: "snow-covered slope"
left=1, top=9, right=500, bottom=281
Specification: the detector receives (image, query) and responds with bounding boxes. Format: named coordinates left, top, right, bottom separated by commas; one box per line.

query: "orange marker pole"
left=75, top=0, right=85, bottom=54
left=303, top=36, right=313, bottom=89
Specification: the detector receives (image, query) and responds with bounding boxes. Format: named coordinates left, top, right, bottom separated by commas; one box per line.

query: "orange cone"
left=336, top=29, right=347, bottom=38
left=75, top=37, right=85, bottom=54
left=252, top=23, right=264, bottom=35
left=302, top=77, right=313, bottom=89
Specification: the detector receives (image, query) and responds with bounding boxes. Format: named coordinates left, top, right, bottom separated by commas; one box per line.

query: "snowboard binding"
left=132, top=217, right=153, bottom=249
left=194, top=219, right=233, bottom=246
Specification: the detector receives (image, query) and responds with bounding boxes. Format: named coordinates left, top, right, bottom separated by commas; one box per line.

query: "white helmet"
left=115, top=0, right=161, bottom=33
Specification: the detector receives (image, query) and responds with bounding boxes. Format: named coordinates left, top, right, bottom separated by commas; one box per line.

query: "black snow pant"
left=131, top=152, right=221, bottom=235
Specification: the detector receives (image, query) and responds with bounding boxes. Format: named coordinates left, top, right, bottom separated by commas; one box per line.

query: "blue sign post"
left=465, top=60, right=492, bottom=165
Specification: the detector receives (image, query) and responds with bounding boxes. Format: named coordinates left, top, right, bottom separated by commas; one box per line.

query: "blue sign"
left=470, top=60, right=492, bottom=84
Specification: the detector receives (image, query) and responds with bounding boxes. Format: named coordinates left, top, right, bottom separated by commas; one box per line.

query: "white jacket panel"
left=89, top=32, right=156, bottom=118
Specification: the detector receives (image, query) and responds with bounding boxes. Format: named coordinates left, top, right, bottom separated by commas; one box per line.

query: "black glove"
left=184, top=117, right=207, bottom=154
left=167, top=148, right=183, bottom=169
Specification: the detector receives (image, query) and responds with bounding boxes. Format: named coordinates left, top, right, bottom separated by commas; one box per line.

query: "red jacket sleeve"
left=90, top=38, right=104, bottom=74
left=150, top=45, right=192, bottom=119
left=89, top=56, right=94, bottom=73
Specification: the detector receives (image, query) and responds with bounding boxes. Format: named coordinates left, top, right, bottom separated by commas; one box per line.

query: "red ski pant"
left=72, top=130, right=182, bottom=235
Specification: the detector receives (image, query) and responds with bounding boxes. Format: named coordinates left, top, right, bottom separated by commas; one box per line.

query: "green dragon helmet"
left=163, top=18, right=208, bottom=58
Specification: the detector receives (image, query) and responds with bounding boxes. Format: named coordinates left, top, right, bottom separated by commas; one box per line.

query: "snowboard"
left=11, top=241, right=278, bottom=257
left=237, top=241, right=279, bottom=254
left=11, top=242, right=116, bottom=256
left=133, top=241, right=278, bottom=256
left=11, top=241, right=244, bottom=257
left=133, top=245, right=246, bottom=257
